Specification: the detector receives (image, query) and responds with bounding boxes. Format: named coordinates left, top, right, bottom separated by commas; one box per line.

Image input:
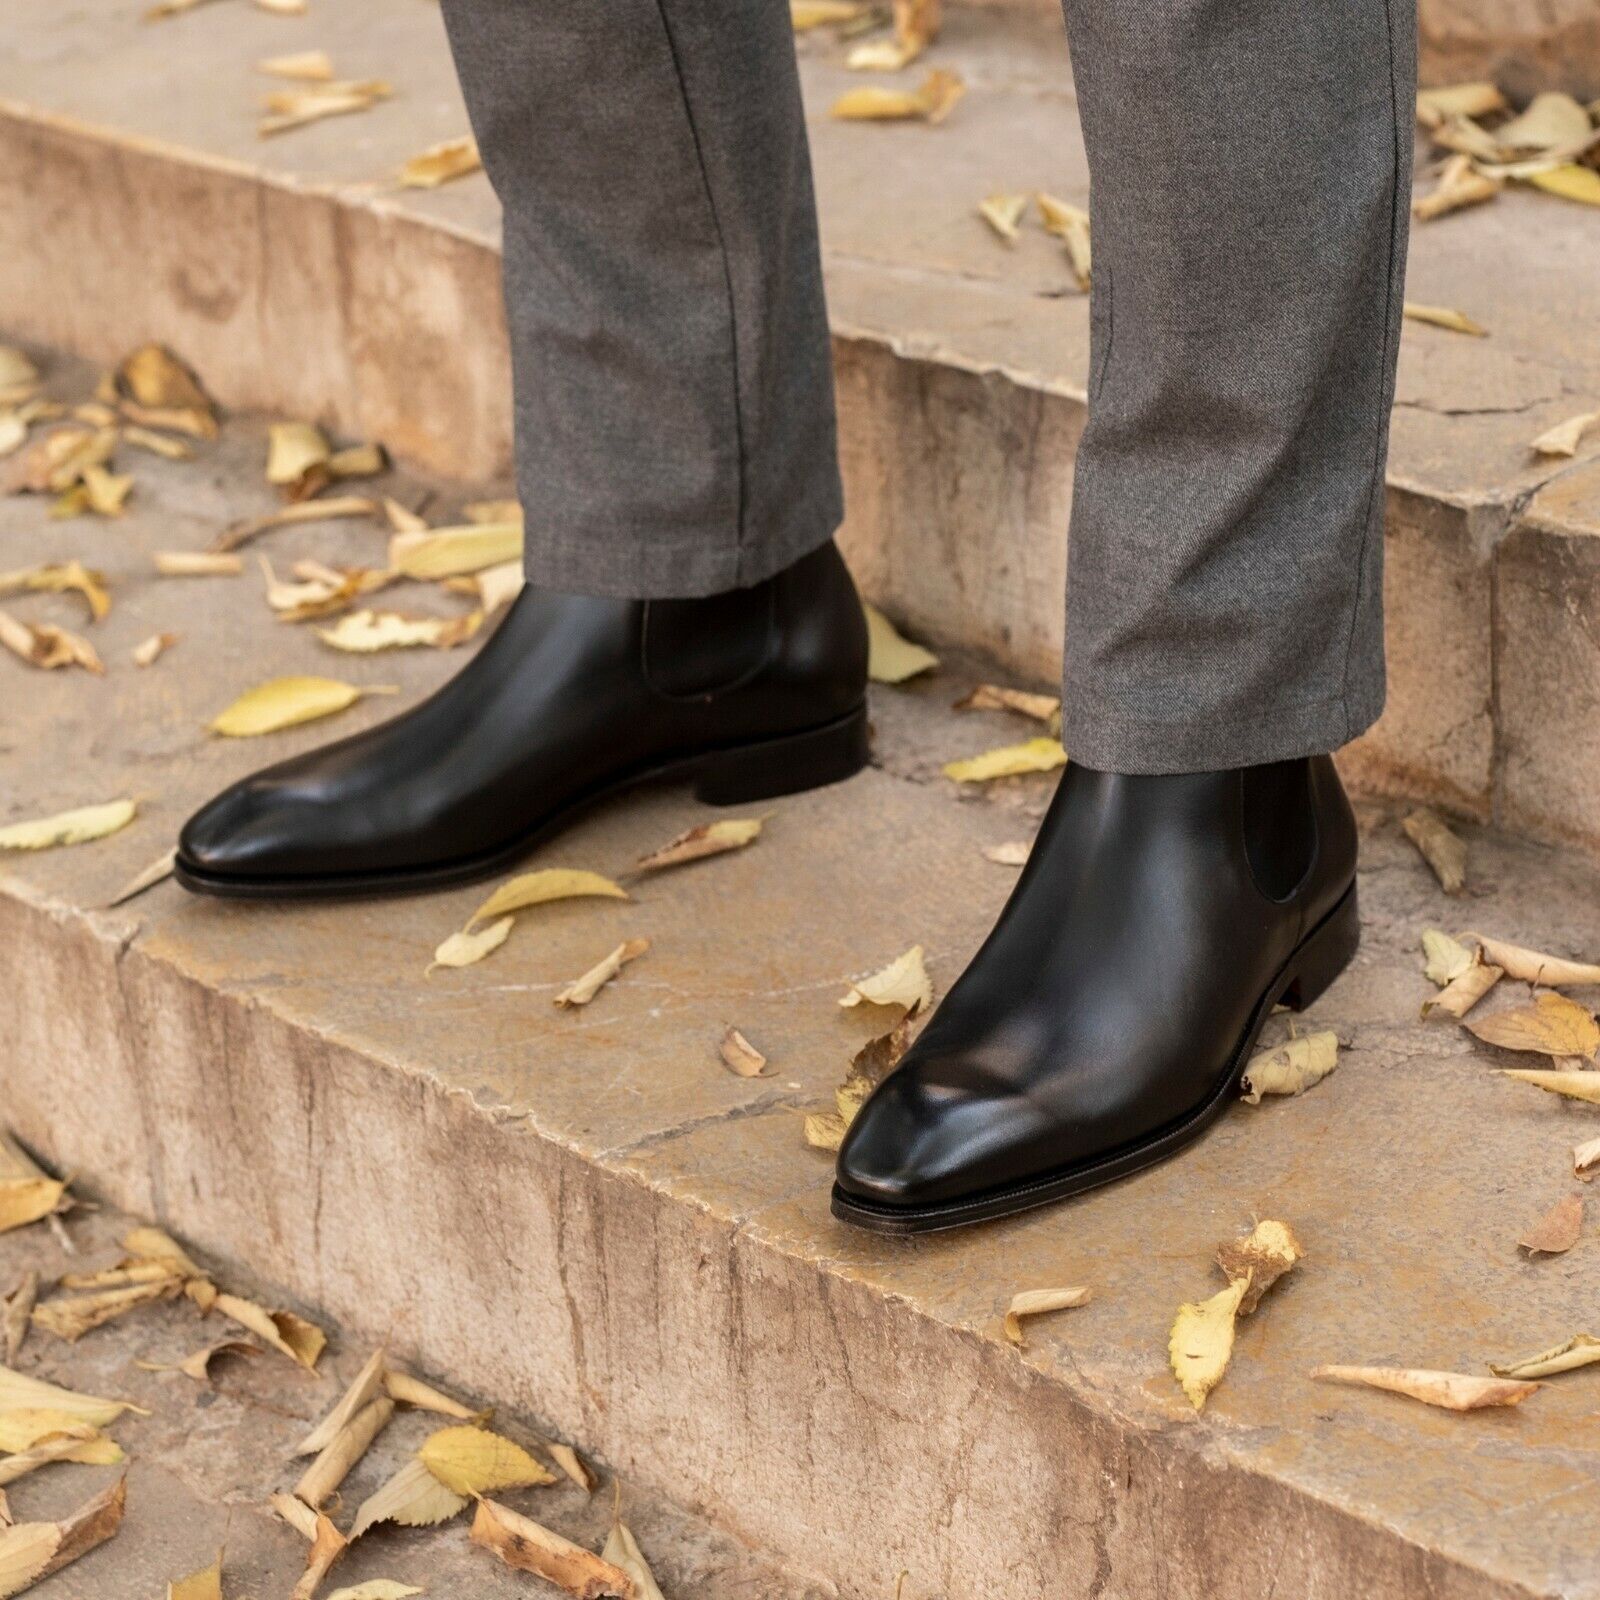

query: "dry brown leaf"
left=0, top=560, right=110, bottom=621
left=0, top=1476, right=124, bottom=1598
left=943, top=738, right=1066, bottom=783
left=1169, top=1278, right=1248, bottom=1411
left=294, top=1511, right=347, bottom=1600
left=154, top=551, right=243, bottom=577
left=977, top=193, right=1029, bottom=242
left=1421, top=960, right=1502, bottom=1020
left=1036, top=192, right=1091, bottom=290
left=418, top=1424, right=556, bottom=1495
left=840, top=945, right=932, bottom=1014
left=0, top=610, right=104, bottom=673
left=2, top=1272, right=37, bottom=1365
left=349, top=1457, right=467, bottom=1541
left=1416, top=82, right=1507, bottom=128
left=210, top=1290, right=325, bottom=1369
left=1574, top=1134, right=1600, bottom=1181
left=802, top=1112, right=849, bottom=1152
left=260, top=80, right=393, bottom=138
left=1490, top=1333, right=1600, bottom=1379
left=468, top=869, right=629, bottom=928
left=1499, top=1068, right=1600, bottom=1105
left=1468, top=934, right=1600, bottom=987
left=0, top=800, right=134, bottom=853
left=1312, top=1365, right=1538, bottom=1410
left=1413, top=155, right=1501, bottom=220
left=382, top=1369, right=480, bottom=1420
left=297, top=1347, right=388, bottom=1456
left=429, top=917, right=514, bottom=973
left=1216, top=1218, right=1304, bottom=1313
left=1518, top=1193, right=1583, bottom=1255
left=316, top=609, right=483, bottom=653
left=296, top=1397, right=395, bottom=1508
left=831, top=69, right=964, bottom=125
left=3, top=424, right=113, bottom=495
left=548, top=1443, right=597, bottom=1492
left=1002, top=1286, right=1091, bottom=1346
left=863, top=602, right=938, bottom=683
left=555, top=939, right=650, bottom=1008
left=953, top=683, right=1061, bottom=725
left=1469, top=991, right=1600, bottom=1061
left=1239, top=1031, right=1338, bottom=1103
left=1402, top=302, right=1488, bottom=336
left=719, top=1027, right=768, bottom=1078
left=215, top=495, right=378, bottom=553
left=210, top=676, right=393, bottom=737
left=634, top=817, right=762, bottom=873
left=401, top=136, right=482, bottom=189
left=791, top=0, right=868, bottom=28
left=600, top=1524, right=664, bottom=1600
left=167, top=1553, right=224, bottom=1600
left=259, top=49, right=335, bottom=81
left=32, top=1276, right=183, bottom=1341
left=389, top=522, right=523, bottom=579
left=1402, top=807, right=1466, bottom=893
left=132, top=632, right=178, bottom=668
left=471, top=1498, right=635, bottom=1598
left=136, top=1338, right=261, bottom=1384
left=114, top=345, right=217, bottom=438
left=1530, top=410, right=1600, bottom=458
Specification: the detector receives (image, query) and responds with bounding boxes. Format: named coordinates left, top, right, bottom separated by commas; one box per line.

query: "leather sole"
left=830, top=880, right=1361, bottom=1236
left=174, top=703, right=870, bottom=901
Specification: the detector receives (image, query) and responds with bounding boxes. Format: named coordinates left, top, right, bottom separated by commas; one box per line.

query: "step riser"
left=6, top=107, right=1599, bottom=860
left=4, top=893, right=1523, bottom=1600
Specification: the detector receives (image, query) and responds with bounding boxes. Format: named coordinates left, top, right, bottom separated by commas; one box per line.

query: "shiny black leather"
left=176, top=541, right=868, bottom=897
left=833, top=755, right=1359, bottom=1232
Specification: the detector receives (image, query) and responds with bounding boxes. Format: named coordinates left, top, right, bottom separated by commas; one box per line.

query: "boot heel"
left=693, top=706, right=870, bottom=806
left=1281, top=883, right=1359, bottom=1011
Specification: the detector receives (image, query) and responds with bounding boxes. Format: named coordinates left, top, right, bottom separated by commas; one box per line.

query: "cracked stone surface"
left=2, top=368, right=1600, bottom=1597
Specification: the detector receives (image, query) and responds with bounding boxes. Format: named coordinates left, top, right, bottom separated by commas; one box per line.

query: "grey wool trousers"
left=439, top=0, right=1416, bottom=773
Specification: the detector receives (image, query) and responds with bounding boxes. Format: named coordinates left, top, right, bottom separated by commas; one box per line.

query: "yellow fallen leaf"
left=864, top=601, right=938, bottom=683
left=1169, top=1278, right=1248, bottom=1411
left=840, top=945, right=932, bottom=1014
left=0, top=800, right=135, bottom=853
left=1494, top=92, right=1593, bottom=157
left=3, top=1271, right=36, bottom=1364
left=121, top=425, right=191, bottom=460
left=327, top=443, right=386, bottom=481
left=0, top=1413, right=118, bottom=1463
left=136, top=1338, right=260, bottom=1384
left=259, top=79, right=392, bottom=138
left=1499, top=1068, right=1600, bottom=1105
left=471, top=1497, right=636, bottom=1596
left=1518, top=1193, right=1583, bottom=1255
left=167, top=1553, right=224, bottom=1600
left=1469, top=991, right=1600, bottom=1061
left=1467, top=934, right=1600, bottom=987
left=389, top=522, right=523, bottom=579
left=466, top=559, right=525, bottom=613
left=1530, top=410, right=1600, bottom=458
left=1311, top=1365, right=1537, bottom=1410
left=468, top=868, right=629, bottom=928
left=1421, top=929, right=1475, bottom=986
left=1421, top=960, right=1502, bottom=1020
left=418, top=1424, right=556, bottom=1495
left=0, top=348, right=38, bottom=396
left=349, top=1457, right=468, bottom=1540
left=848, top=36, right=924, bottom=70
left=153, top=551, right=243, bottom=577
left=210, top=1290, right=325, bottom=1368
left=1240, top=1031, right=1338, bottom=1103
left=719, top=1027, right=767, bottom=1077
left=555, top=939, right=650, bottom=1009
left=1524, top=163, right=1600, bottom=207
left=259, top=49, right=334, bottom=81
left=0, top=560, right=110, bottom=621
left=547, top=1443, right=596, bottom=1492
left=791, top=0, right=866, bottom=28
left=1402, top=302, right=1487, bottom=336
left=0, top=1477, right=125, bottom=1598
left=953, top=683, right=1060, bottom=725
left=944, top=738, right=1066, bottom=783
left=977, top=193, right=1029, bottom=243
left=0, top=1430, right=116, bottom=1488
left=32, top=1277, right=183, bottom=1341
left=0, top=1366, right=139, bottom=1427
left=1490, top=1333, right=1600, bottom=1379
left=1575, top=1134, right=1600, bottom=1181
left=1401, top=807, right=1466, bottom=893
left=132, top=632, right=178, bottom=667
left=982, top=840, right=1030, bottom=867
left=0, top=610, right=103, bottom=672
left=400, top=136, right=482, bottom=189
left=1416, top=82, right=1507, bottom=128
left=1003, top=1286, right=1091, bottom=1345
left=114, top=344, right=217, bottom=438
left=266, top=420, right=331, bottom=487
left=0, top=1179, right=66, bottom=1237
left=430, top=916, right=515, bottom=973
left=215, top=494, right=378, bottom=553
left=209, top=676, right=393, bottom=737
left=634, top=817, right=762, bottom=872
left=1036, top=192, right=1091, bottom=290
left=1216, top=1218, right=1304, bottom=1313
left=1413, top=155, right=1500, bottom=221
left=382, top=1369, right=481, bottom=1420
left=601, top=1523, right=665, bottom=1600
left=298, top=1347, right=388, bottom=1456
left=316, top=608, right=483, bottom=652
left=326, top=1585, right=424, bottom=1600
left=831, top=68, right=964, bottom=124
left=295, top=1397, right=395, bottom=1508
left=803, top=1111, right=850, bottom=1152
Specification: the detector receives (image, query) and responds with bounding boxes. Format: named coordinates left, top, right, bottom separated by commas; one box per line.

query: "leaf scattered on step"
left=1169, top=1278, right=1248, bottom=1412
left=154, top=551, right=243, bottom=577
left=1239, top=1031, right=1338, bottom=1103
left=210, top=676, right=393, bottom=737
left=2, top=1272, right=37, bottom=1364
left=0, top=560, right=110, bottom=621
left=266, top=420, right=332, bottom=491
left=0, top=800, right=135, bottom=853
left=211, top=1290, right=325, bottom=1369
left=1036, top=192, right=1091, bottom=291
left=1421, top=959, right=1502, bottom=1020
left=1494, top=91, right=1593, bottom=157
left=1530, top=409, right=1600, bottom=458
left=106, top=848, right=177, bottom=908
left=719, top=1027, right=768, bottom=1078
left=863, top=601, right=938, bottom=683
left=840, top=945, right=931, bottom=1014
left=167, top=1553, right=224, bottom=1600
left=137, top=1338, right=261, bottom=1384
left=216, top=495, right=379, bottom=553
left=33, top=1277, right=184, bottom=1341
left=555, top=939, right=650, bottom=1008
left=831, top=68, right=964, bottom=125
left=1518, top=1193, right=1583, bottom=1255
left=1413, top=154, right=1501, bottom=221
left=1469, top=991, right=1600, bottom=1061
left=1490, top=1333, right=1600, bottom=1379
left=1402, top=302, right=1488, bottom=336
left=0, top=1431, right=116, bottom=1489
left=1421, top=929, right=1474, bottom=986
left=1575, top=1134, right=1600, bottom=1181
left=0, top=1477, right=125, bottom=1598
left=459, top=559, right=525, bottom=614
left=430, top=916, right=515, bottom=973
left=635, top=818, right=762, bottom=873
left=316, top=609, right=483, bottom=653
left=296, top=1348, right=387, bottom=1457
left=0, top=610, right=103, bottom=672
left=1468, top=935, right=1600, bottom=987
left=944, top=738, right=1066, bottom=783
left=259, top=79, right=393, bottom=138
left=0, top=1414, right=117, bottom=1462
left=132, top=631, right=179, bottom=667
left=471, top=1497, right=636, bottom=1597
left=601, top=1522, right=665, bottom=1600
left=0, top=1366, right=139, bottom=1427
left=295, top=1397, right=395, bottom=1508
left=259, top=49, right=335, bottom=81
left=383, top=1369, right=480, bottom=1421
left=0, top=347, right=39, bottom=398
left=1003, top=1286, right=1091, bottom=1346
left=1499, top=1068, right=1600, bottom=1105
left=1525, top=164, right=1600, bottom=207
left=349, top=1458, right=468, bottom=1541
left=326, top=1585, right=423, bottom=1600
left=953, top=684, right=1061, bottom=726
left=1216, top=1218, right=1305, bottom=1314
left=978, top=193, right=1029, bottom=242
left=1416, top=82, right=1508, bottom=128
left=469, top=869, right=629, bottom=929
left=1401, top=808, right=1466, bottom=893
left=400, top=136, right=482, bottom=189
left=548, top=1443, right=597, bottom=1492
left=1311, top=1365, right=1538, bottom=1410
left=114, top=345, right=217, bottom=438
left=389, top=522, right=523, bottom=579
left=791, top=0, right=868, bottom=28
left=803, top=1111, right=850, bottom=1152
left=982, top=840, right=1031, bottom=867
left=294, top=1509, right=346, bottom=1600
left=418, top=1424, right=557, bottom=1495
left=122, top=425, right=191, bottom=460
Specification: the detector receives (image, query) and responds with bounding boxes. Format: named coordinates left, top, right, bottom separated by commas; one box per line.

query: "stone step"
left=2, top=393, right=1599, bottom=1598
left=5, top=2, right=1600, bottom=854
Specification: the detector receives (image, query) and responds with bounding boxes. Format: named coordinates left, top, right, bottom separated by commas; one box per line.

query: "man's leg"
left=835, top=0, right=1416, bottom=1232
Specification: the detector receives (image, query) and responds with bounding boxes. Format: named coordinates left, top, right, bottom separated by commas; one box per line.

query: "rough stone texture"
left=2, top=406, right=1600, bottom=1597
left=0, top=1208, right=832, bottom=1600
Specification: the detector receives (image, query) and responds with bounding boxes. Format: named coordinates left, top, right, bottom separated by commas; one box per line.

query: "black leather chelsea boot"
left=176, top=540, right=868, bottom=898
left=833, top=755, right=1359, bottom=1233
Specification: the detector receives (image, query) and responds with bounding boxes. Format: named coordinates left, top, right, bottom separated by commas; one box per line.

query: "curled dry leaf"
left=136, top=1339, right=261, bottom=1384
left=215, top=495, right=378, bottom=553
left=1422, top=960, right=1502, bottom=1020
left=133, top=632, right=178, bottom=667
left=601, top=1523, right=665, bottom=1600
left=1467, top=934, right=1600, bottom=988
left=1531, top=410, right=1600, bottom=458
left=1490, top=1333, right=1600, bottom=1379
left=0, top=1476, right=125, bottom=1599
left=1402, top=302, right=1488, bottom=336
left=106, top=848, right=178, bottom=909
left=114, top=344, right=217, bottom=439
left=295, top=1397, right=395, bottom=1508
left=259, top=49, right=335, bottom=81
left=0, top=560, right=110, bottom=620
left=0, top=1415, right=117, bottom=1463
left=122, top=426, right=191, bottom=460
left=468, top=559, right=525, bottom=613
left=1413, top=155, right=1501, bottom=221
left=0, top=800, right=135, bottom=853
left=471, top=1498, right=636, bottom=1598
left=1312, top=1365, right=1538, bottom=1411
left=863, top=601, right=938, bottom=683
left=548, top=1443, right=597, bottom=1492
left=260, top=79, right=393, bottom=138
left=167, top=1554, right=224, bottom=1600
left=983, top=840, right=1031, bottom=867
left=0, top=610, right=103, bottom=672
left=1421, top=929, right=1474, bottom=986
left=555, top=939, right=650, bottom=1008
left=1216, top=1218, right=1304, bottom=1314
left=719, top=1027, right=767, bottom=1077
left=831, top=69, right=964, bottom=125
left=383, top=1369, right=480, bottom=1420
left=840, top=944, right=932, bottom=1014
left=1036, top=192, right=1091, bottom=290
left=791, top=0, right=868, bottom=28
left=418, top=1424, right=556, bottom=1495
left=2, top=1271, right=37, bottom=1364
left=1574, top=1133, right=1600, bottom=1181
left=1493, top=91, right=1593, bottom=156
left=401, top=136, right=482, bottom=189
left=943, top=738, right=1067, bottom=783
left=1416, top=82, right=1507, bottom=128
left=978, top=193, right=1029, bottom=242
left=267, top=420, right=331, bottom=488
left=293, top=1512, right=347, bottom=1600
left=349, top=1458, right=466, bottom=1540
left=32, top=1276, right=184, bottom=1341
left=209, top=1289, right=326, bottom=1369
left=389, top=522, right=523, bottom=579
left=0, top=1431, right=116, bottom=1489
left=469, top=868, right=629, bottom=928
left=1499, top=1068, right=1600, bottom=1105
left=316, top=609, right=483, bottom=653
left=635, top=817, right=762, bottom=873
left=298, top=1347, right=388, bottom=1455
left=326, top=1586, right=423, bottom=1600
left=154, top=551, right=243, bottom=577
left=1003, top=1286, right=1091, bottom=1346
left=0, top=1172, right=65, bottom=1237
left=430, top=916, right=514, bottom=973
left=1169, top=1277, right=1247, bottom=1412
left=0, top=1365, right=140, bottom=1427
left=210, top=676, right=394, bottom=737
left=954, top=683, right=1061, bottom=725
left=1518, top=1193, right=1583, bottom=1255
left=1240, top=1031, right=1338, bottom=1103
left=1402, top=807, right=1466, bottom=893
left=1469, top=991, right=1600, bottom=1061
